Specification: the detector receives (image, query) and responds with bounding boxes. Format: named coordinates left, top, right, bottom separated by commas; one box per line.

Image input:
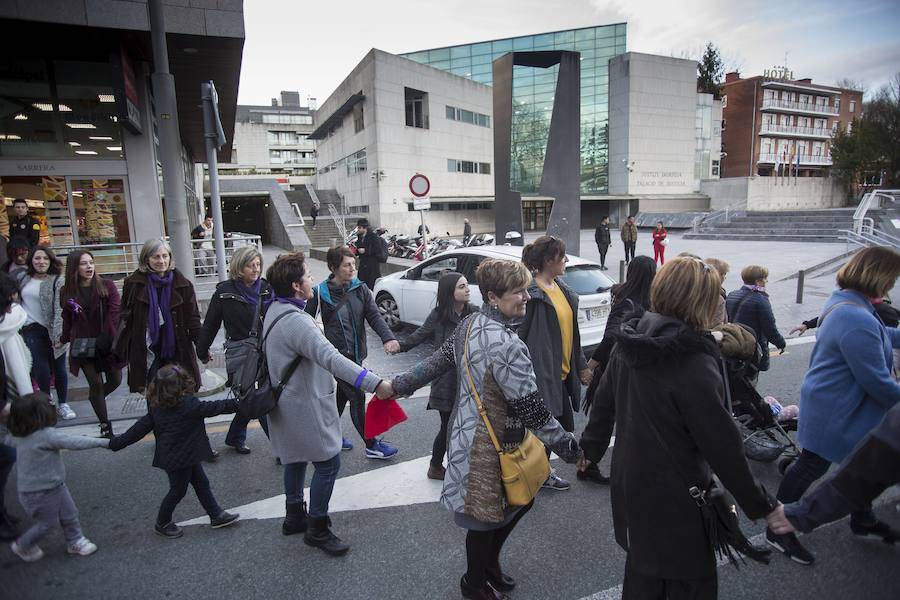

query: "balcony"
left=760, top=98, right=839, bottom=116
left=758, top=153, right=833, bottom=167
left=759, top=122, right=832, bottom=139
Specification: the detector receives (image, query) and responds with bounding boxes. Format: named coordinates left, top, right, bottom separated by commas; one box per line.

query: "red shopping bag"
left=364, top=396, right=407, bottom=438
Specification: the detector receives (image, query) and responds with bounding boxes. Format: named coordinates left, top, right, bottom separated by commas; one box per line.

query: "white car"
left=372, top=246, right=615, bottom=349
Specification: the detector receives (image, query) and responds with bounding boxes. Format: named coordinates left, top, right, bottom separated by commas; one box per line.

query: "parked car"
left=373, top=246, right=615, bottom=349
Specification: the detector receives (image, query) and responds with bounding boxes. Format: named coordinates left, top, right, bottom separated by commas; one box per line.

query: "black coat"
left=196, top=279, right=273, bottom=359
left=399, top=304, right=477, bottom=411
left=580, top=312, right=774, bottom=580
left=357, top=231, right=382, bottom=289
left=109, top=396, right=238, bottom=470
left=594, top=223, right=611, bottom=247
left=519, top=278, right=587, bottom=416
left=725, top=287, right=785, bottom=371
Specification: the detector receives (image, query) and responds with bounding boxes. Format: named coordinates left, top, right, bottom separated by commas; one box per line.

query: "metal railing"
left=852, top=189, right=900, bottom=233
left=761, top=98, right=839, bottom=115
left=692, top=200, right=747, bottom=232
left=52, top=233, right=262, bottom=296
left=759, top=122, right=831, bottom=138
left=839, top=228, right=900, bottom=252
left=757, top=152, right=833, bottom=166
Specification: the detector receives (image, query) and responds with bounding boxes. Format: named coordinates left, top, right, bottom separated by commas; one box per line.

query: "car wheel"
left=376, top=293, right=402, bottom=330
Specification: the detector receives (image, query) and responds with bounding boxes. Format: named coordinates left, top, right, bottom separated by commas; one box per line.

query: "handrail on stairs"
left=853, top=188, right=900, bottom=233
left=692, top=200, right=747, bottom=233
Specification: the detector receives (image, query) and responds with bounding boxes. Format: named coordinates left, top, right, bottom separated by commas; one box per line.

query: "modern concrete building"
left=607, top=53, right=720, bottom=218
left=310, top=49, right=495, bottom=235
left=0, top=1, right=244, bottom=251
left=218, top=91, right=317, bottom=189
left=719, top=70, right=863, bottom=178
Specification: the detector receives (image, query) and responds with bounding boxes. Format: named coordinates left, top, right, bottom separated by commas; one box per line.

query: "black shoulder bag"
left=636, top=391, right=772, bottom=568
left=71, top=295, right=105, bottom=359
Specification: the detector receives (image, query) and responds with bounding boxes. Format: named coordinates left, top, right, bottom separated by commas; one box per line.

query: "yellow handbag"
left=463, top=319, right=550, bottom=506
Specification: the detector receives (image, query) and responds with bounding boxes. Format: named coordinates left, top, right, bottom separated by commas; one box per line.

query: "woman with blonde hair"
left=116, top=238, right=203, bottom=395
left=197, top=245, right=273, bottom=454
left=391, top=258, right=581, bottom=599
left=769, top=246, right=900, bottom=565
left=580, top=257, right=781, bottom=598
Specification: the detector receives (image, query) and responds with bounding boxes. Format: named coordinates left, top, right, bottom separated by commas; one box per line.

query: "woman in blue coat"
left=767, top=247, right=900, bottom=565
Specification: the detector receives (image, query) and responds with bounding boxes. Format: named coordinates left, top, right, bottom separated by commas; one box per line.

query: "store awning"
left=308, top=92, right=365, bottom=140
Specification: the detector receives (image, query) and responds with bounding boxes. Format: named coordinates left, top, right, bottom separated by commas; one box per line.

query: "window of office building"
left=270, top=149, right=313, bottom=164
left=446, top=105, right=490, bottom=127
left=262, top=114, right=312, bottom=125
left=346, top=149, right=367, bottom=176
left=267, top=131, right=305, bottom=145
left=353, top=103, right=364, bottom=133
left=405, top=87, right=429, bottom=129
left=448, top=159, right=490, bottom=174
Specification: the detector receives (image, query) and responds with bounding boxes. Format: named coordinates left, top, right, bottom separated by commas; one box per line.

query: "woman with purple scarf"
left=197, top=246, right=273, bottom=455
left=60, top=250, right=123, bottom=438
left=116, top=239, right=204, bottom=400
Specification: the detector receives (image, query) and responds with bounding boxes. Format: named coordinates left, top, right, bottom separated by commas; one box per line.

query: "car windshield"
left=561, top=264, right=614, bottom=295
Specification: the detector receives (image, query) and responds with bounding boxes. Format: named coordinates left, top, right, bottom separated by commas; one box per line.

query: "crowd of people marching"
left=1, top=224, right=899, bottom=600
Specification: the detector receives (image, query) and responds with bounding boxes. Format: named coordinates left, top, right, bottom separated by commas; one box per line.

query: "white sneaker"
left=57, top=403, right=77, bottom=420
left=66, top=537, right=97, bottom=556
left=11, top=540, right=44, bottom=562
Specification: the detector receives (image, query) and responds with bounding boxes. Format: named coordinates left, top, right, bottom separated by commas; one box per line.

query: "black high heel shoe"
left=576, top=462, right=610, bottom=484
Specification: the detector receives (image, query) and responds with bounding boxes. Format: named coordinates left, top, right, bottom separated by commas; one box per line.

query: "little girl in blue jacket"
left=109, top=364, right=240, bottom=538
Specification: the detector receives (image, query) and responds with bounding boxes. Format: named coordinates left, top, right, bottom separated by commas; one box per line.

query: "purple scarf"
left=147, top=271, right=176, bottom=360
left=274, top=296, right=307, bottom=311
left=233, top=278, right=270, bottom=306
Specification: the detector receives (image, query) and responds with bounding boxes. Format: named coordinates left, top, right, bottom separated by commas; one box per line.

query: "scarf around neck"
left=233, top=278, right=269, bottom=306
left=147, top=270, right=176, bottom=360
left=742, top=284, right=768, bottom=295
left=274, top=296, right=307, bottom=311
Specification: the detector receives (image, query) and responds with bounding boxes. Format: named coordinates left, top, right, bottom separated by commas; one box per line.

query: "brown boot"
left=427, top=463, right=446, bottom=480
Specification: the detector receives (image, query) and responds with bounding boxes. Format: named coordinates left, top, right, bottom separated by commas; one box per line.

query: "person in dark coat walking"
left=309, top=203, right=319, bottom=229
left=197, top=246, right=273, bottom=454
left=109, top=365, right=239, bottom=538
left=580, top=257, right=781, bottom=599
left=59, top=250, right=123, bottom=438
left=462, top=219, right=472, bottom=245
left=355, top=219, right=382, bottom=290
left=725, top=264, right=785, bottom=375
left=397, top=272, right=477, bottom=480
left=620, top=215, right=638, bottom=265
left=305, top=246, right=400, bottom=458
left=9, top=199, right=40, bottom=249
left=519, top=236, right=591, bottom=492
left=116, top=239, right=204, bottom=395
left=581, top=255, right=657, bottom=485
left=594, top=215, right=611, bottom=270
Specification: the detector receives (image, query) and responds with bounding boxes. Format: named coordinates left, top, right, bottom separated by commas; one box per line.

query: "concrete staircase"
left=683, top=208, right=859, bottom=242
left=283, top=188, right=356, bottom=248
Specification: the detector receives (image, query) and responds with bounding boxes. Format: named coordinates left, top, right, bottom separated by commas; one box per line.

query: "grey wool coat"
left=264, top=302, right=382, bottom=464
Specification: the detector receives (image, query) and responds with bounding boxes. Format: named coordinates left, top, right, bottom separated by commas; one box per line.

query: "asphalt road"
left=2, top=341, right=899, bottom=600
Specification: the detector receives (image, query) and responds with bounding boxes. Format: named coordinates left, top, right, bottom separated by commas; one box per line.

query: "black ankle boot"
left=485, top=566, right=516, bottom=591
left=460, top=575, right=508, bottom=600
left=304, top=515, right=349, bottom=556
left=282, top=501, right=308, bottom=535
left=99, top=422, right=113, bottom=439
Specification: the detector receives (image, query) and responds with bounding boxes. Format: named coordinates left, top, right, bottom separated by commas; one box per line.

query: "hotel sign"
left=763, top=65, right=794, bottom=81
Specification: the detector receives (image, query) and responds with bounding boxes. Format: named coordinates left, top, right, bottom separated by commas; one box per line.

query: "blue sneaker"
left=341, top=437, right=354, bottom=451
left=365, top=439, right=398, bottom=460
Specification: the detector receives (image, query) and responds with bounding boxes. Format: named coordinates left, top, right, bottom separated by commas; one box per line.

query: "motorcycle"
left=345, top=227, right=360, bottom=255
left=389, top=233, right=416, bottom=259
left=466, top=232, right=495, bottom=247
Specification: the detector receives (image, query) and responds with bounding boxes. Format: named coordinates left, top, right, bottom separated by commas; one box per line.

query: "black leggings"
left=336, top=379, right=373, bottom=447
left=157, top=464, right=222, bottom=525
left=465, top=501, right=534, bottom=588
left=80, top=362, right=121, bottom=425
left=431, top=410, right=451, bottom=467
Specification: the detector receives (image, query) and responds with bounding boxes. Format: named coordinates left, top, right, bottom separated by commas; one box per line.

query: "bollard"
left=796, top=270, right=805, bottom=304
left=619, top=260, right=626, bottom=282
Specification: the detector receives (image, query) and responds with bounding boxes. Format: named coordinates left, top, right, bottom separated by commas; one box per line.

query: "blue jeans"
left=21, top=324, right=68, bottom=404
left=777, top=448, right=875, bottom=525
left=0, top=443, right=15, bottom=518
left=283, top=453, right=341, bottom=518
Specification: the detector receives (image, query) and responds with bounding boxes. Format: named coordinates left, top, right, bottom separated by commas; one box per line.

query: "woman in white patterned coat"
left=392, top=258, right=581, bottom=600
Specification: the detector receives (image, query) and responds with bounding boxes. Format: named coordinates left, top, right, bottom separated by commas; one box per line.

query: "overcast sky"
left=238, top=0, right=900, bottom=106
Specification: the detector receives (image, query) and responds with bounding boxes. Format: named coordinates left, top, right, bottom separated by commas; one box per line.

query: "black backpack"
left=235, top=301, right=303, bottom=419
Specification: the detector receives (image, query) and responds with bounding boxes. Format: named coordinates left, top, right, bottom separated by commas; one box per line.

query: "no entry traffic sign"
left=409, top=173, right=430, bottom=197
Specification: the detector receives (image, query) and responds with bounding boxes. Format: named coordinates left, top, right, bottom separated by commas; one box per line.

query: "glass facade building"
left=401, top=24, right=626, bottom=195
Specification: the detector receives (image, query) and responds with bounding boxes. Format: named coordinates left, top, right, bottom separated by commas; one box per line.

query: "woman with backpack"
left=581, top=255, right=657, bottom=485
left=59, top=250, right=123, bottom=438
left=197, top=246, right=273, bottom=455
left=397, top=272, right=477, bottom=480
left=16, top=246, right=74, bottom=420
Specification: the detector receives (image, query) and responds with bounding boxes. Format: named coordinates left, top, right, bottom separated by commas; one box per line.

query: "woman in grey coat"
left=263, top=252, right=392, bottom=557
left=392, top=259, right=581, bottom=600
left=398, top=272, right=477, bottom=480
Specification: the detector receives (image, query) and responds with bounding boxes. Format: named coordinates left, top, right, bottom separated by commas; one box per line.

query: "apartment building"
left=720, top=70, right=863, bottom=178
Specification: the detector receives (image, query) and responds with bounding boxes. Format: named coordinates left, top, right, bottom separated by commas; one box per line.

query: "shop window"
left=71, top=179, right=130, bottom=245
left=405, top=87, right=429, bottom=129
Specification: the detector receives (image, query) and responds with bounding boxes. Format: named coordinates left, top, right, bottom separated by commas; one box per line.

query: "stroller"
left=719, top=350, right=800, bottom=470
